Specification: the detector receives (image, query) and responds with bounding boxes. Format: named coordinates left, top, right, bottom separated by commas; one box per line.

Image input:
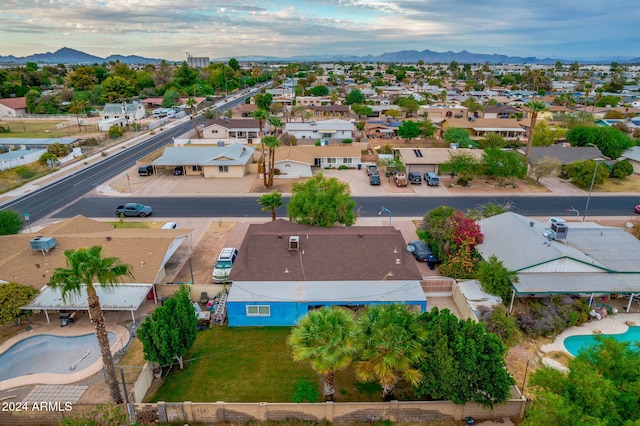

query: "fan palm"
left=49, top=246, right=134, bottom=404
left=288, top=307, right=358, bottom=400
left=524, top=101, right=548, bottom=166
left=355, top=304, right=427, bottom=400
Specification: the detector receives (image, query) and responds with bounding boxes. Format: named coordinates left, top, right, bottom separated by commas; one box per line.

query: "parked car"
left=212, top=247, right=239, bottom=283
left=173, top=166, right=184, bottom=176
left=115, top=203, right=152, bottom=217
left=635, top=205, right=640, bottom=214
left=424, top=172, right=440, bottom=186
left=369, top=174, right=381, bottom=185
left=407, top=240, right=438, bottom=269
left=366, top=164, right=378, bottom=176
left=394, top=172, right=408, bottom=187
left=408, top=172, right=422, bottom=184
left=138, top=165, right=154, bottom=176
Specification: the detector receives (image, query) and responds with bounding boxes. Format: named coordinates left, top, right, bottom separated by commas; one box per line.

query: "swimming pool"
left=563, top=326, right=640, bottom=357
left=0, top=332, right=116, bottom=382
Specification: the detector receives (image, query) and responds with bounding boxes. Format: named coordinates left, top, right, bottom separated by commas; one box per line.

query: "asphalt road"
left=0, top=86, right=266, bottom=223
left=57, top=194, right=639, bottom=219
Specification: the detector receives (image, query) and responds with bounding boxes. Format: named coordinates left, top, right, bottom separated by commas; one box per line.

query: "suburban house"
left=151, top=144, right=256, bottom=178
left=417, top=105, right=468, bottom=122
left=284, top=119, right=354, bottom=141
left=0, top=215, right=191, bottom=289
left=100, top=102, right=146, bottom=121
left=396, top=147, right=484, bottom=175
left=525, top=145, right=607, bottom=169
left=226, top=220, right=427, bottom=326
left=0, top=149, right=46, bottom=171
left=476, top=212, right=640, bottom=312
left=364, top=122, right=396, bottom=139
left=273, top=145, right=362, bottom=177
left=231, top=103, right=258, bottom=118
left=440, top=118, right=527, bottom=141
left=0, top=97, right=28, bottom=117
left=200, top=118, right=261, bottom=144
left=307, top=105, right=350, bottom=118
left=482, top=105, right=521, bottom=119
left=620, top=146, right=640, bottom=174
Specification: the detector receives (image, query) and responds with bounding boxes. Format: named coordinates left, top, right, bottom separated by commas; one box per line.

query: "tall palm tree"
left=186, top=97, right=201, bottom=138
left=257, top=191, right=283, bottom=221
left=355, top=304, right=427, bottom=401
left=288, top=307, right=358, bottom=401
left=268, top=116, right=284, bottom=137
left=262, top=135, right=282, bottom=187
left=49, top=246, right=134, bottom=404
left=252, top=108, right=271, bottom=186
left=524, top=100, right=548, bottom=167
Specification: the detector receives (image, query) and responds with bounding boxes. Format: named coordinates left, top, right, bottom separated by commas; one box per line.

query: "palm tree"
left=524, top=100, right=548, bottom=167
left=268, top=116, right=284, bottom=137
left=262, top=135, right=282, bottom=187
left=49, top=246, right=134, bottom=404
left=186, top=97, right=201, bottom=138
left=288, top=307, right=358, bottom=401
left=252, top=108, right=271, bottom=186
left=257, top=191, right=283, bottom=221
left=69, top=99, right=89, bottom=132
left=355, top=304, right=427, bottom=401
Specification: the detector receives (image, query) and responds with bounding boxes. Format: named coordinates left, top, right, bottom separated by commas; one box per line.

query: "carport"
left=508, top=272, right=640, bottom=313
left=22, top=283, right=156, bottom=324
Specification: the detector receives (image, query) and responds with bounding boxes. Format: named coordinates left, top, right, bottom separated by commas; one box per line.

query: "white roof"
left=152, top=144, right=255, bottom=167
left=22, top=284, right=153, bottom=311
left=228, top=280, right=426, bottom=303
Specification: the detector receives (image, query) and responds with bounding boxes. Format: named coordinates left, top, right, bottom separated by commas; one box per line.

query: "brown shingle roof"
left=0, top=97, right=27, bottom=110
left=229, top=220, right=422, bottom=282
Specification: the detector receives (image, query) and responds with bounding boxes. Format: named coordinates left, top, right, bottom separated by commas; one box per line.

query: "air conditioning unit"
left=30, top=237, right=57, bottom=252
left=288, top=236, right=300, bottom=250
left=551, top=222, right=568, bottom=240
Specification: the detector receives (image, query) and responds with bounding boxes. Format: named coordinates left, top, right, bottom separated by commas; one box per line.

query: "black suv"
left=408, top=172, right=422, bottom=184
left=138, top=165, right=153, bottom=176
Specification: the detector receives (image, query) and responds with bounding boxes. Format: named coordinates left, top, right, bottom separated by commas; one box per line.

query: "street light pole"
left=379, top=205, right=392, bottom=225
left=582, top=159, right=600, bottom=222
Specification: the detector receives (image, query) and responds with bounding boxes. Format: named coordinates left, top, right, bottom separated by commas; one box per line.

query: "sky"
left=1, top=0, right=639, bottom=61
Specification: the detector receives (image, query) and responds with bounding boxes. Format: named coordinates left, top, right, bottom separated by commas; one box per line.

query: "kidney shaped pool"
left=563, top=326, right=640, bottom=357
left=0, top=332, right=116, bottom=382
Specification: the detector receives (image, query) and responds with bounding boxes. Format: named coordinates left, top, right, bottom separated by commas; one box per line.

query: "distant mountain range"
left=0, top=47, right=638, bottom=65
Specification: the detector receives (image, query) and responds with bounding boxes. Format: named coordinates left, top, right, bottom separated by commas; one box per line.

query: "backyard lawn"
left=0, top=120, right=81, bottom=138
left=145, top=326, right=400, bottom=403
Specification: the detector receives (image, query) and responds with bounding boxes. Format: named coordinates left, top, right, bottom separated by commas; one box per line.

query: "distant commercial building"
left=187, top=56, right=210, bottom=69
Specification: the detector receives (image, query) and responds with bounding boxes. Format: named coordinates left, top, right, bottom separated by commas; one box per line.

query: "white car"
left=212, top=247, right=238, bottom=283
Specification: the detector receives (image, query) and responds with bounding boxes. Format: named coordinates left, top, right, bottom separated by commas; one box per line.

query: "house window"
left=342, top=158, right=352, bottom=164
left=211, top=129, right=219, bottom=134
left=246, top=305, right=271, bottom=316
left=327, top=158, right=336, bottom=164
left=219, top=165, right=229, bottom=173
left=191, top=165, right=202, bottom=172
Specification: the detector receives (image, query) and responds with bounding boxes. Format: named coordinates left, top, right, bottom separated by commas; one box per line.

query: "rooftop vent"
left=551, top=222, right=569, bottom=240
left=288, top=236, right=300, bottom=251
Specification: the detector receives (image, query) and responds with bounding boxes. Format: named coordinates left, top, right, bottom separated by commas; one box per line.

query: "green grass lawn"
left=0, top=120, right=82, bottom=138
left=146, top=327, right=393, bottom=403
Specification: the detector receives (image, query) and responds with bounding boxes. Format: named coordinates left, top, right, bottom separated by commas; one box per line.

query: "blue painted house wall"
left=226, top=281, right=428, bottom=327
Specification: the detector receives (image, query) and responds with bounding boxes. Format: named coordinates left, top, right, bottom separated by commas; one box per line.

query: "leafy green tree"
left=287, top=173, right=356, bottom=227
left=174, top=61, right=198, bottom=87
left=38, top=151, right=58, bottom=166
left=524, top=101, right=548, bottom=165
left=0, top=209, right=24, bottom=235
left=563, top=160, right=610, bottom=188
left=351, top=103, right=373, bottom=118
left=533, top=122, right=567, bottom=147
left=101, top=76, right=135, bottom=102
left=288, top=307, right=358, bottom=400
left=440, top=151, right=479, bottom=186
left=254, top=92, right=273, bottom=110
left=415, top=308, right=515, bottom=408
left=107, top=125, right=126, bottom=139
left=162, top=88, right=182, bottom=107
left=0, top=282, right=39, bottom=325
left=595, top=95, right=621, bottom=107
left=49, top=246, right=134, bottom=404
left=530, top=156, right=562, bottom=184
left=481, top=305, right=521, bottom=347
left=397, top=120, right=421, bottom=141
left=345, top=88, right=365, bottom=105
left=566, top=125, right=634, bottom=159
left=482, top=147, right=526, bottom=185
left=419, top=117, right=436, bottom=138
left=258, top=191, right=283, bottom=221
left=479, top=133, right=507, bottom=149
left=309, top=85, right=329, bottom=97
left=137, top=285, right=197, bottom=371
left=69, top=98, right=89, bottom=131
left=355, top=304, right=427, bottom=401
left=611, top=160, right=634, bottom=179
left=461, top=97, right=483, bottom=115
left=525, top=338, right=640, bottom=425
left=443, top=127, right=472, bottom=147
left=228, top=58, right=240, bottom=71
left=475, top=255, right=518, bottom=302
left=47, top=141, right=69, bottom=157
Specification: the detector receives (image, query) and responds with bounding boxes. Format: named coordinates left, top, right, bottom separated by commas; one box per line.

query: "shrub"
left=107, top=125, right=126, bottom=139
left=14, top=166, right=35, bottom=179
left=292, top=380, right=320, bottom=403
left=611, top=160, right=634, bottom=179
left=341, top=138, right=353, bottom=144
left=481, top=305, right=521, bottom=347
left=515, top=296, right=589, bottom=337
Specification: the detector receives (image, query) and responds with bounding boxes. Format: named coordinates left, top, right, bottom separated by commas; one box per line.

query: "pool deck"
left=0, top=320, right=129, bottom=391
left=541, top=312, right=640, bottom=357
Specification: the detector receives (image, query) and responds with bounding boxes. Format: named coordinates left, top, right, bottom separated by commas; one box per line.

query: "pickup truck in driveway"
left=115, top=203, right=153, bottom=217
